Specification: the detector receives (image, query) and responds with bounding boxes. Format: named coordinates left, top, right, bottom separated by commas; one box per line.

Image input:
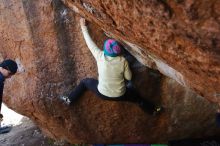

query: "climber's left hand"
left=80, top=17, right=86, bottom=27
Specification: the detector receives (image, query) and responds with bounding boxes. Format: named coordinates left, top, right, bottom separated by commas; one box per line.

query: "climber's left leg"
left=68, top=78, right=98, bottom=104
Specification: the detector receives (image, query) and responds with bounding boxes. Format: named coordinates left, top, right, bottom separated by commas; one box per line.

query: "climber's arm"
left=124, top=60, right=132, bottom=81
left=80, top=18, right=102, bottom=60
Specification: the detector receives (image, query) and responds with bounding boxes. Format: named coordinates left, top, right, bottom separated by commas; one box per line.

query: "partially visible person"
left=0, top=59, right=18, bottom=122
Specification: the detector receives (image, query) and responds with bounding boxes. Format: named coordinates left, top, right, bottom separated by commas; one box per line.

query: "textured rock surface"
left=62, top=0, right=220, bottom=102
left=0, top=0, right=220, bottom=144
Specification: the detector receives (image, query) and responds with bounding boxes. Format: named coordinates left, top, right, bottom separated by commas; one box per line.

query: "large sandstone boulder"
left=62, top=0, right=220, bottom=102
left=0, top=0, right=219, bottom=144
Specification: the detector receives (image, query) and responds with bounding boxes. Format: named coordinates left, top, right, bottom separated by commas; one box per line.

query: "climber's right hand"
left=0, top=113, right=3, bottom=121
left=126, top=80, right=133, bottom=89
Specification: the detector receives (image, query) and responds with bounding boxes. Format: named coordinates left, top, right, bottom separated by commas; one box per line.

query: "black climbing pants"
left=69, top=78, right=156, bottom=114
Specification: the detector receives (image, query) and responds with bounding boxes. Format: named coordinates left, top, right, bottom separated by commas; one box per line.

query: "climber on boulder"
left=0, top=59, right=18, bottom=122
left=60, top=18, right=162, bottom=115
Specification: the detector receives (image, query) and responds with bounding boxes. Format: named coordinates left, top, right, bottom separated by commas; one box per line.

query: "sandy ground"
left=0, top=104, right=71, bottom=146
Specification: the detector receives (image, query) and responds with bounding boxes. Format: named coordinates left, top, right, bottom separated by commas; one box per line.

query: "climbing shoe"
left=0, top=125, right=12, bottom=134
left=58, top=96, right=71, bottom=106
left=153, top=105, right=163, bottom=116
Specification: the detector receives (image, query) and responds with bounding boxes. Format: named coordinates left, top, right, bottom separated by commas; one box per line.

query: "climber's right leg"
left=123, top=87, right=163, bottom=115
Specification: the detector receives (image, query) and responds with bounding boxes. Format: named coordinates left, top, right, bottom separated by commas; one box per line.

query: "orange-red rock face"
left=0, top=0, right=220, bottom=144
left=63, top=0, right=220, bottom=102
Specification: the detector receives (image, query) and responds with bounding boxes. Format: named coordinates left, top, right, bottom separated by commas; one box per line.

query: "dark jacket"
left=216, top=112, right=220, bottom=127
left=0, top=73, right=5, bottom=113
